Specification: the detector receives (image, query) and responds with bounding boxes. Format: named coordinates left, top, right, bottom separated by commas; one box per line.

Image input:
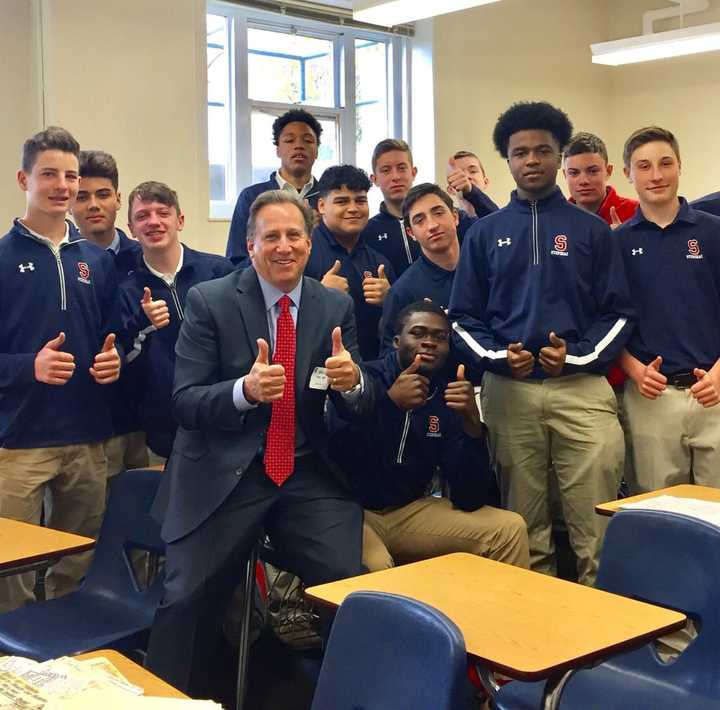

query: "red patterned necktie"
left=263, top=295, right=296, bottom=485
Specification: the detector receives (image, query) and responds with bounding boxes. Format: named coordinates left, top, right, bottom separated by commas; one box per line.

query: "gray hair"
left=246, top=190, right=314, bottom=242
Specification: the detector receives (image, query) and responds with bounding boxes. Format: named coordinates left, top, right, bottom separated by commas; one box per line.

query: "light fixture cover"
left=353, top=0, right=501, bottom=26
left=591, top=21, right=720, bottom=65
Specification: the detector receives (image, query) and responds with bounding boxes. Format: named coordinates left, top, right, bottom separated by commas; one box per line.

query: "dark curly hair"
left=317, top=165, right=372, bottom=197
left=492, top=102, right=573, bottom=158
left=272, top=109, right=322, bottom=146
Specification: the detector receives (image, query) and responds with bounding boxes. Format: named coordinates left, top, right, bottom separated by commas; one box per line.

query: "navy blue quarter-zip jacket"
left=449, top=187, right=634, bottom=378
left=226, top=172, right=320, bottom=267
left=328, top=351, right=493, bottom=512
left=0, top=220, right=121, bottom=448
left=618, top=199, right=720, bottom=375
left=305, top=221, right=396, bottom=361
left=119, top=245, right=234, bottom=456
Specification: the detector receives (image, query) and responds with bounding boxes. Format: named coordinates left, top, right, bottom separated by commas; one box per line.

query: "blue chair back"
left=595, top=509, right=720, bottom=697
left=311, top=591, right=467, bottom=710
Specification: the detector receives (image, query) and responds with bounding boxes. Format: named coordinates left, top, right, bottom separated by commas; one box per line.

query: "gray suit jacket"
left=155, top=267, right=372, bottom=543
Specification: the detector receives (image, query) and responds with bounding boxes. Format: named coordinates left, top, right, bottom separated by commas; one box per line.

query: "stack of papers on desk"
left=620, top=495, right=720, bottom=527
left=0, top=655, right=222, bottom=709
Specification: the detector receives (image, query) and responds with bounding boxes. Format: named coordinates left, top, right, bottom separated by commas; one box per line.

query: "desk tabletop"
left=595, top=484, right=720, bottom=517
left=75, top=650, right=188, bottom=699
left=0, top=517, right=95, bottom=572
left=306, top=553, right=686, bottom=681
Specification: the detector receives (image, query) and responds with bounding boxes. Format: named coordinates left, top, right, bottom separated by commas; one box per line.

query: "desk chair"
left=310, top=591, right=467, bottom=710
left=496, top=509, right=720, bottom=709
left=0, top=468, right=164, bottom=661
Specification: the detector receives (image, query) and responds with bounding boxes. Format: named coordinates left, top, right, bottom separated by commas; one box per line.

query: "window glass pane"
left=355, top=39, right=389, bottom=173
left=248, top=28, right=335, bottom=107
left=250, top=109, right=339, bottom=185
left=207, top=14, right=232, bottom=202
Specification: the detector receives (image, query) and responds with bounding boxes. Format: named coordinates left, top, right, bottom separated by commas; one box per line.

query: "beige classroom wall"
left=605, top=0, right=720, bottom=202
left=432, top=0, right=720, bottom=205
left=0, top=0, right=41, bottom=229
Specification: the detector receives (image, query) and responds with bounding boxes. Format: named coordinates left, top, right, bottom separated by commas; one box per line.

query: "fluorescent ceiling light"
left=591, top=22, right=720, bottom=65
left=353, top=0, right=501, bottom=26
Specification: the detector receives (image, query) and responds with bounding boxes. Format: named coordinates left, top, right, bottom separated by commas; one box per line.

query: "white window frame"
left=207, top=1, right=411, bottom=218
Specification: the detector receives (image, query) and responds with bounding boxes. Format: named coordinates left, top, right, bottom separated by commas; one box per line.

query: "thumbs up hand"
left=90, top=333, right=121, bottom=384
left=444, top=363, right=484, bottom=437
left=141, top=287, right=171, bottom=329
left=34, top=332, right=76, bottom=385
left=325, top=327, right=360, bottom=392
left=363, top=263, right=390, bottom=305
left=539, top=331, right=567, bottom=377
left=507, top=342, right=535, bottom=379
left=690, top=365, right=720, bottom=408
left=321, top=260, right=349, bottom=294
left=388, top=354, right=429, bottom=411
left=447, top=157, right=473, bottom=195
left=243, top=338, right=286, bottom=404
left=636, top=355, right=667, bottom=400
left=609, top=206, right=623, bottom=231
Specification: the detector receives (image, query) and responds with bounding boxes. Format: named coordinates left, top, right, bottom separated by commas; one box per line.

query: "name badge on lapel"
left=309, top=367, right=330, bottom=390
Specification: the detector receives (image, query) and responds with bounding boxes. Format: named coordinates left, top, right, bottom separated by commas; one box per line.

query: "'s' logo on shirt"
left=427, top=415, right=441, bottom=438
left=77, top=262, right=92, bottom=284
left=551, top=234, right=569, bottom=257
left=687, top=239, right=703, bottom=260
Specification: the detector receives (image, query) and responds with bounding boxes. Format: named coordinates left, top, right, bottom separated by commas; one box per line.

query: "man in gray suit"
left=146, top=190, right=372, bottom=696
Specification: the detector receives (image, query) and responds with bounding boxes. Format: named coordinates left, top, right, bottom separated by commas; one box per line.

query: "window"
left=207, top=2, right=411, bottom=218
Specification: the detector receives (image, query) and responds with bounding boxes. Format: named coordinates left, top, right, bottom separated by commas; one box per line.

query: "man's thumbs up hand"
left=243, top=338, right=286, bottom=404
left=325, top=327, right=360, bottom=392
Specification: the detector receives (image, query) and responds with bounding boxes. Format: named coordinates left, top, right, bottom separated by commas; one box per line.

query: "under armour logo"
left=18, top=262, right=35, bottom=273
left=378, top=233, right=388, bottom=241
left=497, top=238, right=512, bottom=247
left=631, top=248, right=643, bottom=256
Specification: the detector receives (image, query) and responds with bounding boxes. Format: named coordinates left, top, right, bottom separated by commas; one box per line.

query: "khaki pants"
left=625, top=384, right=720, bottom=493
left=0, top=443, right=107, bottom=612
left=363, top=497, right=529, bottom=572
left=103, top=431, right=149, bottom=478
left=481, top=373, right=624, bottom=586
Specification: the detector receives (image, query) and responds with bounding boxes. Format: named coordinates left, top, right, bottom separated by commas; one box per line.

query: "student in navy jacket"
left=617, top=126, right=720, bottom=494
left=305, top=165, right=395, bottom=360
left=449, top=102, right=634, bottom=586
left=0, top=127, right=122, bottom=612
left=226, top=109, right=321, bottom=266
left=329, top=301, right=528, bottom=571
left=364, top=139, right=497, bottom=278
left=120, top=181, right=234, bottom=458
left=71, top=149, right=147, bottom=475
left=691, top=190, right=720, bottom=217
left=380, top=183, right=460, bottom=353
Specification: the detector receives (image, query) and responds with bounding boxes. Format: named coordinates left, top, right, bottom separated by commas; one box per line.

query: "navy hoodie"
left=0, top=220, right=120, bottom=448
left=119, top=245, right=234, bottom=457
left=449, top=187, right=634, bottom=378
left=329, top=350, right=493, bottom=512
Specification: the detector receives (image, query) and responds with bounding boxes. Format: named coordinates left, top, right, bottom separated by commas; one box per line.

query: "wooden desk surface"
left=595, top=484, right=720, bottom=517
left=0, top=517, right=95, bottom=572
left=76, top=650, right=188, bottom=699
left=306, top=553, right=686, bottom=681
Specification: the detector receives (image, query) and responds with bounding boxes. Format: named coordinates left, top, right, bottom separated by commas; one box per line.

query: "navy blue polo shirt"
left=380, top=253, right=454, bottom=352
left=305, top=221, right=396, bottom=360
left=618, top=198, right=720, bottom=374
